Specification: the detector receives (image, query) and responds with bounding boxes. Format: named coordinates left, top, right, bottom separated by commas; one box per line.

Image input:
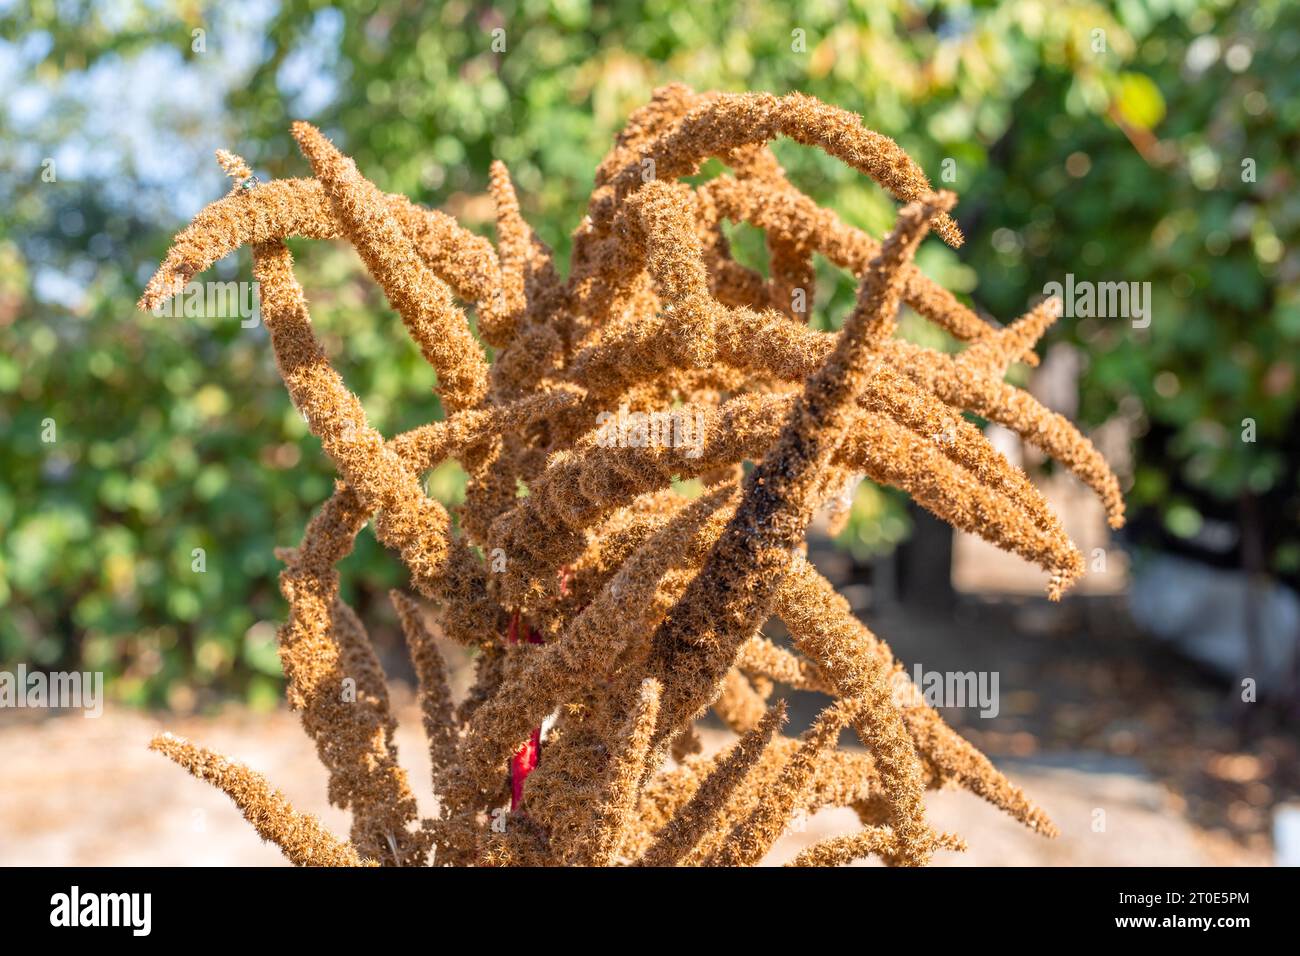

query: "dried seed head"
left=139, top=85, right=1120, bottom=866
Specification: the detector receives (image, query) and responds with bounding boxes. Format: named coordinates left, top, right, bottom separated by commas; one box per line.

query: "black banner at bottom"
left=3, top=865, right=1280, bottom=943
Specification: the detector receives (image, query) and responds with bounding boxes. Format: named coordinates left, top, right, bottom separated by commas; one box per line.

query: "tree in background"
left=2, top=0, right=1293, bottom=704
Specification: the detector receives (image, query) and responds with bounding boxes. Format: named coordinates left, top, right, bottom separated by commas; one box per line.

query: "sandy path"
left=0, top=704, right=1262, bottom=866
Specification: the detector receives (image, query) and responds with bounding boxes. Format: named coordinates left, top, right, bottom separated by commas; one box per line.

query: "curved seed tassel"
left=789, top=828, right=967, bottom=868
left=775, top=557, right=1058, bottom=836
left=639, top=701, right=786, bottom=867
left=390, top=591, right=459, bottom=794
left=291, top=122, right=489, bottom=412
left=710, top=696, right=862, bottom=866
left=150, top=733, right=376, bottom=867
left=580, top=678, right=663, bottom=866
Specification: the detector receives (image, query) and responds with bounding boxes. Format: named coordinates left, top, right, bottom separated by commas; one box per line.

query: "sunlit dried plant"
left=138, top=85, right=1123, bottom=867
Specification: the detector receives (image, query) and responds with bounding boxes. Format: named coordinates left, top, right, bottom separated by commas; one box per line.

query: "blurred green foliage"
left=1, top=0, right=1295, bottom=705
left=962, top=0, right=1300, bottom=581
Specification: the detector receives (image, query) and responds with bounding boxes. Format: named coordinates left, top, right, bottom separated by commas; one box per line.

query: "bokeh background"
left=1, top=0, right=1297, bottom=864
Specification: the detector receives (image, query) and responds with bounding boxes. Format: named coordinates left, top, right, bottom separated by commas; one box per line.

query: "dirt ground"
left=0, top=700, right=1263, bottom=866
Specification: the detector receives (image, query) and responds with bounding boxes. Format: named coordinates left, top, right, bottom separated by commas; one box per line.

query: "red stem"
left=506, top=611, right=544, bottom=812
left=505, top=568, right=576, bottom=811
